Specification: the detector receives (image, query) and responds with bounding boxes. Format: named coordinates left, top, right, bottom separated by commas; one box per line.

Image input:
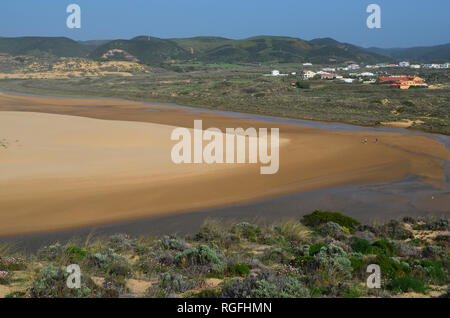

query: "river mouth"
left=0, top=90, right=448, bottom=251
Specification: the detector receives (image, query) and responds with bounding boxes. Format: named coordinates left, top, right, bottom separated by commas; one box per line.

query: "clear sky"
left=1, top=0, right=449, bottom=48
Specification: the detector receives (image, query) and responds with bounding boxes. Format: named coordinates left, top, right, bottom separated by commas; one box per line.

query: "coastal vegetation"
left=1, top=212, right=448, bottom=298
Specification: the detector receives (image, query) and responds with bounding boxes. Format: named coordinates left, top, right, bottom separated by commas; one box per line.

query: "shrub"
left=232, top=222, right=261, bottom=242
left=227, top=263, right=250, bottom=277
left=0, top=256, right=26, bottom=271
left=29, top=264, right=95, bottom=298
left=387, top=276, right=426, bottom=294
left=319, top=222, right=347, bottom=239
left=315, top=244, right=353, bottom=281
left=378, top=220, right=413, bottom=240
left=422, top=246, right=442, bottom=258
left=371, top=255, right=410, bottom=280
left=0, top=271, right=12, bottom=285
left=84, top=250, right=131, bottom=277
left=101, top=276, right=129, bottom=298
left=65, top=246, right=88, bottom=263
left=271, top=220, right=310, bottom=242
left=176, top=244, right=226, bottom=273
left=354, top=230, right=376, bottom=243
left=261, top=247, right=292, bottom=264
left=351, top=238, right=372, bottom=254
left=37, top=243, right=63, bottom=261
left=372, top=240, right=396, bottom=256
left=343, top=286, right=366, bottom=298
left=308, top=243, right=327, bottom=256
left=413, top=260, right=447, bottom=285
left=107, top=234, right=134, bottom=252
left=159, top=236, right=190, bottom=251
left=301, top=211, right=360, bottom=231
left=190, top=288, right=221, bottom=298
left=221, top=271, right=310, bottom=298
left=295, top=81, right=310, bottom=89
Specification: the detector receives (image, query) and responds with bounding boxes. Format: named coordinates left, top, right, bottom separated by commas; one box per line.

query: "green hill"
left=367, top=43, right=450, bottom=63
left=90, top=35, right=389, bottom=65
left=89, top=36, right=190, bottom=64
left=308, top=37, right=388, bottom=64
left=4, top=35, right=447, bottom=65
left=0, top=37, right=90, bottom=57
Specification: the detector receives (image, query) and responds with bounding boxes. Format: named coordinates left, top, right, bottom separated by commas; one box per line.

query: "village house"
left=379, top=75, right=427, bottom=89
left=303, top=70, right=316, bottom=80
left=399, top=61, right=410, bottom=67
left=360, top=72, right=375, bottom=77
left=348, top=64, right=360, bottom=70
left=302, top=63, right=313, bottom=67
left=321, top=73, right=338, bottom=79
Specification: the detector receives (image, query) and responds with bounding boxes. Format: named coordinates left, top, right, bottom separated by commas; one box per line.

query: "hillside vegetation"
left=0, top=35, right=389, bottom=64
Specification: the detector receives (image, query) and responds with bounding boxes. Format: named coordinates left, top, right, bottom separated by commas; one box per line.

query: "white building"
left=399, top=61, right=410, bottom=67
left=360, top=72, right=375, bottom=77
left=271, top=70, right=280, bottom=76
left=348, top=64, right=360, bottom=70
left=303, top=70, right=316, bottom=80
left=340, top=78, right=355, bottom=83
left=410, top=64, right=421, bottom=69
left=322, top=67, right=336, bottom=72
left=442, top=63, right=450, bottom=69
left=302, top=63, right=313, bottom=67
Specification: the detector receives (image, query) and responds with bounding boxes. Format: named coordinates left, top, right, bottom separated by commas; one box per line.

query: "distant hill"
left=0, top=35, right=447, bottom=65
left=89, top=36, right=190, bottom=64
left=106, top=35, right=388, bottom=64
left=0, top=37, right=90, bottom=57
left=307, top=37, right=387, bottom=64
left=367, top=43, right=450, bottom=63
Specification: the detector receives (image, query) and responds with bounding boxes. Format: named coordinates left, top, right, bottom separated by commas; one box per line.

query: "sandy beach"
left=0, top=92, right=449, bottom=237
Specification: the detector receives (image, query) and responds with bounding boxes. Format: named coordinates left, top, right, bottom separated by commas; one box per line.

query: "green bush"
left=351, top=238, right=372, bottom=254
left=372, top=240, right=396, bottom=256
left=227, top=263, right=250, bottom=276
left=387, top=276, right=426, bottom=294
left=301, top=211, right=360, bottom=231
left=65, top=246, right=88, bottom=263
left=414, top=260, right=447, bottom=285
left=372, top=255, right=410, bottom=280
left=351, top=238, right=396, bottom=256
left=309, top=243, right=328, bottom=256
left=295, top=81, right=310, bottom=89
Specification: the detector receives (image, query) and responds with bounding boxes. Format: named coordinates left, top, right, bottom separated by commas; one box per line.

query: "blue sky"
left=0, top=0, right=449, bottom=48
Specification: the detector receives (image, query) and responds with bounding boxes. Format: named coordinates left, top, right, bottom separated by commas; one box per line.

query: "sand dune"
left=0, top=93, right=449, bottom=236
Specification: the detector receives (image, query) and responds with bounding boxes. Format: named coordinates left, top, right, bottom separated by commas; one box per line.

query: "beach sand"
left=0, top=92, right=449, bottom=236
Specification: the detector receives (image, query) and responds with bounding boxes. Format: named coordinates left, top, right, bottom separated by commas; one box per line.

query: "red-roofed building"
left=379, top=76, right=427, bottom=89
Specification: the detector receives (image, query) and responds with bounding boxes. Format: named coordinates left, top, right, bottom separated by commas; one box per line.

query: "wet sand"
left=0, top=92, right=449, bottom=237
